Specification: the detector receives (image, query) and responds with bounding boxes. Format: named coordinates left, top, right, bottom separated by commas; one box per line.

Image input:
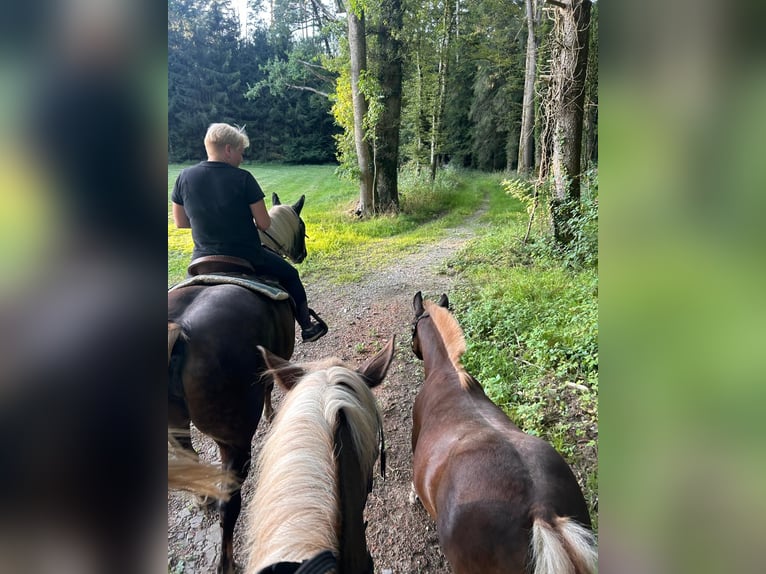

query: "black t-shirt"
left=172, top=161, right=266, bottom=264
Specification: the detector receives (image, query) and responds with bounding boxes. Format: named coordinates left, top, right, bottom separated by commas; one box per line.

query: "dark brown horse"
left=245, top=339, right=395, bottom=574
left=168, top=193, right=308, bottom=574
left=410, top=292, right=597, bottom=574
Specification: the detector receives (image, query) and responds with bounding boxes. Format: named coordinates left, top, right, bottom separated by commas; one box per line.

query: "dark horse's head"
left=411, top=291, right=449, bottom=360
left=260, top=192, right=308, bottom=263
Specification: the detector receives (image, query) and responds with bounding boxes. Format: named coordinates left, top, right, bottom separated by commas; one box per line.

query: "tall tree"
left=429, top=0, right=456, bottom=181
left=548, top=0, right=591, bottom=245
left=344, top=1, right=375, bottom=215
left=517, top=0, right=537, bottom=173
left=373, top=0, right=403, bottom=211
left=582, top=0, right=598, bottom=167
left=168, top=0, right=243, bottom=161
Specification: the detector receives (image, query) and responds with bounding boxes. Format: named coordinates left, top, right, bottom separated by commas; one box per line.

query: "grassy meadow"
left=168, top=162, right=598, bottom=525
left=168, top=163, right=489, bottom=286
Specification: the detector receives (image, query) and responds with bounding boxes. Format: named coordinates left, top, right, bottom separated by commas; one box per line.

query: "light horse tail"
left=531, top=515, right=598, bottom=574
left=245, top=361, right=382, bottom=572
left=168, top=321, right=184, bottom=364
left=168, top=433, right=237, bottom=500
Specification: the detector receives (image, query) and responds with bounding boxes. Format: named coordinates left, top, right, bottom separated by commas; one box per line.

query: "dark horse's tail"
left=168, top=322, right=186, bottom=403
left=530, top=515, right=597, bottom=574
left=168, top=322, right=236, bottom=497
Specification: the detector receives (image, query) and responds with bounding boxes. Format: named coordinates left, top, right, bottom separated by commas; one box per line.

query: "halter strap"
left=412, top=311, right=430, bottom=332
left=295, top=550, right=337, bottom=574
left=255, top=550, right=337, bottom=574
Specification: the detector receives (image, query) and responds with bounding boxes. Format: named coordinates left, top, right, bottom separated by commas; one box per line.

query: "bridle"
left=261, top=208, right=307, bottom=261
left=411, top=311, right=430, bottom=359
left=254, top=549, right=337, bottom=574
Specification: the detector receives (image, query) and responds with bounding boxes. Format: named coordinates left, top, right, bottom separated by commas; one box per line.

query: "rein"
left=377, top=409, right=387, bottom=479
left=261, top=228, right=290, bottom=259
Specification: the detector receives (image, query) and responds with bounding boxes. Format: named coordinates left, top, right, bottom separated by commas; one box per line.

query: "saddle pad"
left=168, top=274, right=289, bottom=301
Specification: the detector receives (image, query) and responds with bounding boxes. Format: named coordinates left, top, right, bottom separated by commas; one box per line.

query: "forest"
left=169, top=0, right=597, bottom=227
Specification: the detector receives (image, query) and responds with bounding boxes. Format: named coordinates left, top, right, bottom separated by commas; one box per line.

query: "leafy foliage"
left=447, top=169, right=599, bottom=525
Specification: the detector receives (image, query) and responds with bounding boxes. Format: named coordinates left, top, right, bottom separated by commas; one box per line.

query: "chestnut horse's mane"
left=423, top=301, right=481, bottom=391
left=244, top=364, right=382, bottom=573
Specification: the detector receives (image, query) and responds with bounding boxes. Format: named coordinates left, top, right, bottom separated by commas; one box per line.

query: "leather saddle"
left=187, top=255, right=255, bottom=276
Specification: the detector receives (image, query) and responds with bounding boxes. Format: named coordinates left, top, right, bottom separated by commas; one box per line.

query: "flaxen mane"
left=423, top=300, right=480, bottom=390
left=244, top=363, right=382, bottom=573
left=261, top=204, right=300, bottom=254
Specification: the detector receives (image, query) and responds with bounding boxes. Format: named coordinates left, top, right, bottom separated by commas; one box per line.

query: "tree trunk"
left=549, top=0, right=591, bottom=245
left=374, top=0, right=403, bottom=212
left=429, top=0, right=455, bottom=182
left=347, top=7, right=375, bottom=216
left=517, top=0, right=537, bottom=174
left=582, top=3, right=598, bottom=167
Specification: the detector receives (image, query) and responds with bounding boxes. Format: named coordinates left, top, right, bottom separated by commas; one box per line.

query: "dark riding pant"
left=250, top=249, right=312, bottom=328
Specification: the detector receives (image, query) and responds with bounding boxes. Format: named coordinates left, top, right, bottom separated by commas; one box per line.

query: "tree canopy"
left=169, top=0, right=598, bottom=225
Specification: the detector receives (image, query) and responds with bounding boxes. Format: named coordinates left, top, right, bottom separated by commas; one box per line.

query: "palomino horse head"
left=245, top=338, right=396, bottom=574
left=410, top=292, right=596, bottom=574
left=259, top=192, right=308, bottom=264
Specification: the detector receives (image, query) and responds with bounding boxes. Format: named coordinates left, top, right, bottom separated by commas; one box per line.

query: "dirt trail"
left=168, top=203, right=488, bottom=574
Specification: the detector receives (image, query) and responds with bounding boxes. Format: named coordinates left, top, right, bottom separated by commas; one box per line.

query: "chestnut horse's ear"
left=437, top=293, right=449, bottom=309
left=257, top=346, right=305, bottom=390
left=413, top=291, right=424, bottom=316
left=358, top=336, right=396, bottom=388
left=272, top=192, right=281, bottom=206
left=292, top=194, right=305, bottom=215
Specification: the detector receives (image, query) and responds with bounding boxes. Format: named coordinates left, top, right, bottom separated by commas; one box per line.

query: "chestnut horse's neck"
left=418, top=302, right=480, bottom=391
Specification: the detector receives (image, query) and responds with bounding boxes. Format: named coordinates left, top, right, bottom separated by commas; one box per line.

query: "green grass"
left=168, top=163, right=485, bottom=286
left=445, top=177, right=599, bottom=529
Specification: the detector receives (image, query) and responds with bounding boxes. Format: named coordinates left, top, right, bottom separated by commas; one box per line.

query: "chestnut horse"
left=168, top=193, right=308, bottom=574
left=245, top=339, right=395, bottom=574
left=410, top=292, right=597, bottom=574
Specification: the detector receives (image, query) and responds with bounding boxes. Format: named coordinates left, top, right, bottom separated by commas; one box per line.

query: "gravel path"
left=168, top=201, right=488, bottom=574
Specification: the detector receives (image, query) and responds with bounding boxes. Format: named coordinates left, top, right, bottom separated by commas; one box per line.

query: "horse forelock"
left=265, top=204, right=301, bottom=251
left=423, top=301, right=479, bottom=390
left=245, top=365, right=381, bottom=573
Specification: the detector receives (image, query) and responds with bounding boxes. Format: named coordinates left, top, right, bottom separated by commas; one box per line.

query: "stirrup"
left=308, top=308, right=327, bottom=331
left=301, top=309, right=328, bottom=342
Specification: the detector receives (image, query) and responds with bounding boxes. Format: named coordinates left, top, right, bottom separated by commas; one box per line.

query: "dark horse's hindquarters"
left=168, top=193, right=309, bottom=574
left=168, top=284, right=295, bottom=574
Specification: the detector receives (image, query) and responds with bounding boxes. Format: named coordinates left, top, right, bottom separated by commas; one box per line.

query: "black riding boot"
left=297, top=303, right=328, bottom=343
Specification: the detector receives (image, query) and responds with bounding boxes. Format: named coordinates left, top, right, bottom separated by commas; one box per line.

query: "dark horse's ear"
left=358, top=336, right=396, bottom=388
left=272, top=192, right=281, bottom=206
left=292, top=195, right=305, bottom=215
left=437, top=293, right=449, bottom=309
left=413, top=291, right=424, bottom=317
left=257, top=346, right=305, bottom=391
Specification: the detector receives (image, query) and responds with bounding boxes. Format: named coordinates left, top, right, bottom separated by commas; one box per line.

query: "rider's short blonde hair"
left=204, top=123, right=250, bottom=152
